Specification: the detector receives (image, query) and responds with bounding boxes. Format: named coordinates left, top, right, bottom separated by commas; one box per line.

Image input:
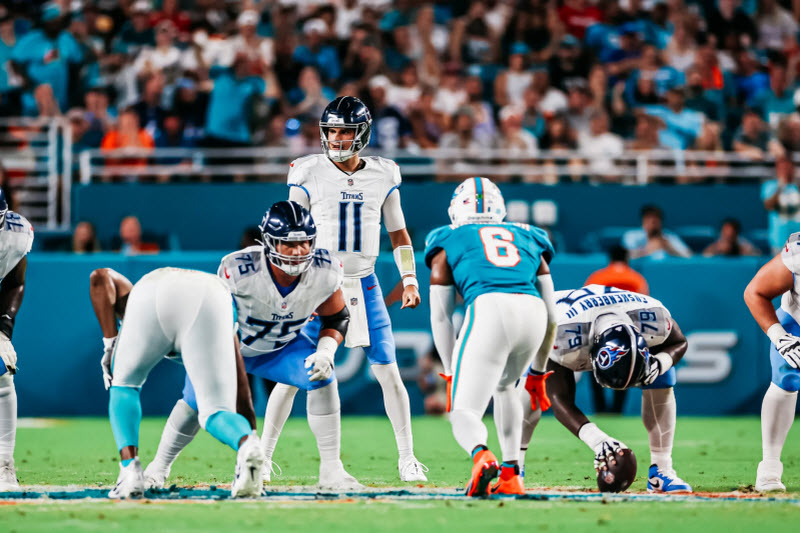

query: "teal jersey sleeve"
left=525, top=225, right=555, bottom=264
left=424, top=225, right=454, bottom=268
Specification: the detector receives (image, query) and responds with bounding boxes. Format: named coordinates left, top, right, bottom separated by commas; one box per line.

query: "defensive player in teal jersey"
left=425, top=177, right=557, bottom=497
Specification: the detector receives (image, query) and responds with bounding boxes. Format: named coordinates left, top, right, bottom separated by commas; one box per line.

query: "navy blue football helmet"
left=319, top=96, right=372, bottom=162
left=260, top=201, right=316, bottom=275
left=590, top=322, right=650, bottom=390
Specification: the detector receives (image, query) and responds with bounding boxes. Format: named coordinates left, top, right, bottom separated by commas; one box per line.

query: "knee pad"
left=642, top=367, right=676, bottom=390
left=773, top=372, right=800, bottom=393
left=307, top=380, right=340, bottom=416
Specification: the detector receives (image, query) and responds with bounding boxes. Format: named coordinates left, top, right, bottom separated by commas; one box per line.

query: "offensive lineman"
left=103, top=267, right=263, bottom=499
left=425, top=177, right=556, bottom=496
left=261, top=96, right=427, bottom=482
left=141, top=201, right=361, bottom=490
left=744, top=232, right=800, bottom=491
left=0, top=191, right=33, bottom=492
left=519, top=285, right=693, bottom=493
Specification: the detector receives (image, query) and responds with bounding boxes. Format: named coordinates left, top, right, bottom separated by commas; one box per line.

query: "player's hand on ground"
left=775, top=333, right=800, bottom=369
left=0, top=332, right=16, bottom=375
left=524, top=371, right=554, bottom=411
left=400, top=284, right=421, bottom=309
left=593, top=439, right=627, bottom=473
left=101, top=336, right=116, bottom=389
left=305, top=350, right=334, bottom=381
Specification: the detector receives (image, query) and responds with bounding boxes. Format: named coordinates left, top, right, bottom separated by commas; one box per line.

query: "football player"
left=0, top=191, right=33, bottom=492
left=141, top=201, right=361, bottom=490
left=744, top=232, right=800, bottom=491
left=519, top=285, right=692, bottom=493
left=425, top=177, right=556, bottom=497
left=102, top=266, right=263, bottom=499
left=261, top=95, right=426, bottom=482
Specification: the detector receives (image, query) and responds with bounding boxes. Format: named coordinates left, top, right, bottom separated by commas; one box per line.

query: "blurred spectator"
left=531, top=67, right=567, bottom=116
left=735, top=49, right=770, bottom=106
left=664, top=19, right=697, bottom=72
left=493, top=105, right=538, bottom=155
left=539, top=113, right=577, bottom=150
left=293, top=18, right=341, bottom=84
left=113, top=1, right=155, bottom=58
left=263, top=114, right=290, bottom=148
left=463, top=74, right=496, bottom=145
left=628, top=45, right=683, bottom=98
left=564, top=79, right=594, bottom=138
left=132, top=20, right=195, bottom=83
left=684, top=66, right=721, bottom=122
left=385, top=24, right=414, bottom=72
left=387, top=63, right=421, bottom=114
left=171, top=77, right=207, bottom=138
left=703, top=218, right=761, bottom=256
left=100, top=106, right=155, bottom=174
left=439, top=106, right=486, bottom=152
left=706, top=0, right=757, bottom=50
left=335, top=0, right=363, bottom=41
left=762, top=155, right=800, bottom=253
left=288, top=66, right=335, bottom=118
left=756, top=0, right=798, bottom=51
left=408, top=86, right=443, bottom=148
left=623, top=205, right=692, bottom=259
left=777, top=114, right=800, bottom=152
left=432, top=63, right=467, bottom=117
left=368, top=75, right=411, bottom=150
left=579, top=110, right=624, bottom=181
left=548, top=36, right=593, bottom=92
left=68, top=108, right=102, bottom=153
left=640, top=86, right=704, bottom=149
left=84, top=84, right=116, bottom=137
left=155, top=112, right=194, bottom=150
left=150, top=0, right=191, bottom=41
left=0, top=6, right=22, bottom=104
left=494, top=42, right=533, bottom=108
left=605, top=24, right=644, bottom=80
left=72, top=221, right=100, bottom=253
left=558, top=0, right=603, bottom=40
left=131, top=72, right=166, bottom=139
left=240, top=226, right=262, bottom=249
left=752, top=63, right=796, bottom=128
left=733, top=108, right=785, bottom=160
left=520, top=86, right=546, bottom=140
left=114, top=215, right=159, bottom=255
left=228, top=10, right=274, bottom=68
left=11, top=3, right=83, bottom=115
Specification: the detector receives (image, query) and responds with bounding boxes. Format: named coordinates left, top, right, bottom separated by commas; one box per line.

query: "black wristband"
left=0, top=314, right=13, bottom=340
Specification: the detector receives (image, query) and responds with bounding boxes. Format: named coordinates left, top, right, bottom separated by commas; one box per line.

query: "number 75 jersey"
left=424, top=222, right=554, bottom=307
left=551, top=285, right=672, bottom=372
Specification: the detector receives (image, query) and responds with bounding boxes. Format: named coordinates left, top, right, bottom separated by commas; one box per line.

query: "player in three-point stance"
left=0, top=191, right=32, bottom=492
left=261, top=95, right=427, bottom=482
left=101, top=266, right=263, bottom=499
left=139, top=201, right=361, bottom=490
left=519, top=284, right=692, bottom=493
left=744, top=232, right=800, bottom=491
left=425, top=177, right=556, bottom=496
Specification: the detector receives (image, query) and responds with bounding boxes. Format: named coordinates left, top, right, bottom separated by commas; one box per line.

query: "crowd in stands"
left=0, top=0, right=799, bottom=184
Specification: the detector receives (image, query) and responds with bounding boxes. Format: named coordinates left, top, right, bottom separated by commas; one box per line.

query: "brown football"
left=596, top=447, right=637, bottom=493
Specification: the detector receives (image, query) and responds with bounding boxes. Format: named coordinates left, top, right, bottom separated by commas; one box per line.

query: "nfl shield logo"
left=350, top=297, right=358, bottom=306
left=281, top=302, right=287, bottom=310
left=347, top=178, right=354, bottom=186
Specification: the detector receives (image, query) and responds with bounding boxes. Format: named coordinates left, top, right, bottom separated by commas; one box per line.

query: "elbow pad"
left=320, top=306, right=350, bottom=338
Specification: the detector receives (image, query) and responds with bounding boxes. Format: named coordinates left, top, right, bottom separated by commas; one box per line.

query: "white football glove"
left=774, top=334, right=800, bottom=369
left=305, top=349, right=334, bottom=382
left=101, top=336, right=116, bottom=390
left=593, top=438, right=628, bottom=473
left=642, top=353, right=673, bottom=386
left=0, top=332, right=16, bottom=375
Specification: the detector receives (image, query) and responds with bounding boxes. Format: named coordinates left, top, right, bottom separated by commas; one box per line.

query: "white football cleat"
left=319, top=460, right=364, bottom=491
left=108, top=458, right=145, bottom=499
left=143, top=462, right=170, bottom=490
left=399, top=457, right=429, bottom=482
left=261, top=458, right=282, bottom=486
left=231, top=433, right=264, bottom=498
left=756, top=460, right=786, bottom=492
left=0, top=459, right=19, bottom=491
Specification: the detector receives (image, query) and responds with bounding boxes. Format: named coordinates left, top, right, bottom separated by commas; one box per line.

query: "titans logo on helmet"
left=596, top=344, right=628, bottom=370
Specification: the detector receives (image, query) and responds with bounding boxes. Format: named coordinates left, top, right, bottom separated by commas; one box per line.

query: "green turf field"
left=2, top=415, right=799, bottom=532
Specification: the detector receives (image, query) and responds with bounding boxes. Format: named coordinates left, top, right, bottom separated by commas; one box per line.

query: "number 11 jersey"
left=424, top=222, right=554, bottom=307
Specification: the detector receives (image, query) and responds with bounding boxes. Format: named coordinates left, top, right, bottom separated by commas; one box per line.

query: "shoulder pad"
left=3, top=213, right=34, bottom=253
left=219, top=246, right=264, bottom=285
left=287, top=154, right=322, bottom=185
left=311, top=248, right=344, bottom=290
left=782, top=232, right=800, bottom=275
left=370, top=156, right=402, bottom=186
left=424, top=225, right=454, bottom=268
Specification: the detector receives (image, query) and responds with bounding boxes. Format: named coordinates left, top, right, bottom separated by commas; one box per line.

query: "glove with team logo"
left=101, top=336, right=116, bottom=390
left=642, top=353, right=673, bottom=386
left=593, top=438, right=628, bottom=473
left=768, top=324, right=800, bottom=369
left=0, top=332, right=17, bottom=375
left=524, top=370, right=554, bottom=411
left=305, top=336, right=337, bottom=382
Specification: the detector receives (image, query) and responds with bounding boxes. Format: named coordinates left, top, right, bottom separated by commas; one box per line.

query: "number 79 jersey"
left=551, top=285, right=672, bottom=372
left=424, top=222, right=554, bottom=307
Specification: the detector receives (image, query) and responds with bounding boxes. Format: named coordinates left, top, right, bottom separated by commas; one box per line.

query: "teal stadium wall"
left=13, top=252, right=778, bottom=417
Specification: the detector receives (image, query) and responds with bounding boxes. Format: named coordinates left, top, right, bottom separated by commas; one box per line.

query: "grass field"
left=2, top=415, right=799, bottom=532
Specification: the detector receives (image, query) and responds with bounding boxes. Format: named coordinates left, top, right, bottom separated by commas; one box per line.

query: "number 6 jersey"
left=551, top=285, right=672, bottom=372
left=423, top=222, right=554, bottom=306
left=218, top=246, right=344, bottom=356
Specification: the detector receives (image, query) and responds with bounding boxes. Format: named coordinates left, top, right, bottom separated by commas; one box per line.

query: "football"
left=596, top=447, right=637, bottom=493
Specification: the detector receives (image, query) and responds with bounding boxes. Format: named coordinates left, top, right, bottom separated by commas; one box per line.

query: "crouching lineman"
left=744, top=232, right=800, bottom=491
left=520, top=285, right=692, bottom=493
left=141, top=201, right=361, bottom=490
left=0, top=191, right=33, bottom=491
left=103, top=267, right=263, bottom=499
left=425, top=177, right=557, bottom=497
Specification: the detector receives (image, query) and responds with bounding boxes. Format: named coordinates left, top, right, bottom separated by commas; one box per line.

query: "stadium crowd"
left=0, top=0, right=799, bottom=172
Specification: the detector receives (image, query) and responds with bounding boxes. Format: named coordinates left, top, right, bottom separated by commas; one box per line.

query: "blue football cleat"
left=647, top=464, right=692, bottom=493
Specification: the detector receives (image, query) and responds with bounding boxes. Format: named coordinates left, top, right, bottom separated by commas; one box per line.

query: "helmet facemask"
left=320, top=122, right=371, bottom=162
left=264, top=231, right=316, bottom=276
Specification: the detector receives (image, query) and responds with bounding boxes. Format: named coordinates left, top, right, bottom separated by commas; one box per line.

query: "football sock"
left=307, top=381, right=341, bottom=464
left=761, top=382, right=797, bottom=462
left=451, top=408, right=488, bottom=456
left=500, top=463, right=519, bottom=479
left=494, top=386, right=522, bottom=463
left=121, top=458, right=135, bottom=468
left=262, top=384, right=298, bottom=461
left=372, top=363, right=415, bottom=461
left=0, top=375, right=16, bottom=462
left=109, top=386, right=142, bottom=452
left=150, top=400, right=200, bottom=471
left=519, top=384, right=542, bottom=469
left=204, top=411, right=251, bottom=451
left=642, top=388, right=676, bottom=471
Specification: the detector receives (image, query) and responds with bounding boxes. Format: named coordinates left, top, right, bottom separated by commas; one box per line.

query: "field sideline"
left=2, top=416, right=798, bottom=531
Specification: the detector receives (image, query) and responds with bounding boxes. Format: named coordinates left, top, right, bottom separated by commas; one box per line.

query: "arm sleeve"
left=382, top=188, right=406, bottom=232
left=430, top=284, right=456, bottom=372
left=531, top=274, right=557, bottom=373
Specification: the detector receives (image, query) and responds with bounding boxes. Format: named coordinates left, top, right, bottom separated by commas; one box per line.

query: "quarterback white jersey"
left=550, top=285, right=672, bottom=372
left=779, top=232, right=800, bottom=324
left=288, top=153, right=401, bottom=278
left=218, top=245, right=344, bottom=357
left=0, top=212, right=33, bottom=282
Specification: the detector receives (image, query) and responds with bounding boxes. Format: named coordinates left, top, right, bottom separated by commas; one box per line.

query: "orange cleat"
left=491, top=473, right=525, bottom=495
left=465, top=449, right=499, bottom=497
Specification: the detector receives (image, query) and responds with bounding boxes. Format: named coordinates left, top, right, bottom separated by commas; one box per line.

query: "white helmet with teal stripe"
left=447, top=177, right=507, bottom=227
